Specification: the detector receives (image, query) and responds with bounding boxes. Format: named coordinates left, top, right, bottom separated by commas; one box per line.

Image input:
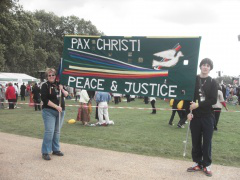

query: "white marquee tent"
left=0, top=72, right=39, bottom=86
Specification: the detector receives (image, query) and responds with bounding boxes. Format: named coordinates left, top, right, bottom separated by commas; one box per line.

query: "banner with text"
left=60, top=35, right=201, bottom=100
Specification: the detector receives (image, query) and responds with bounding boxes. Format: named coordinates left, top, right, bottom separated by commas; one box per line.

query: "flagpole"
left=58, top=58, right=63, bottom=131
left=59, top=89, right=62, bottom=132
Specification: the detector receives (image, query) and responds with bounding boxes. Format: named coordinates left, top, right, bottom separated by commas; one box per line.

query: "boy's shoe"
left=187, top=163, right=202, bottom=172
left=203, top=166, right=212, bottom=177
left=168, top=123, right=174, bottom=126
left=42, top=154, right=51, bottom=160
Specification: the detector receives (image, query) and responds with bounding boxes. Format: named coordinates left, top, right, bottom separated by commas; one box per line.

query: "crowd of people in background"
left=1, top=79, right=240, bottom=131
left=1, top=81, right=240, bottom=112
left=1, top=79, right=236, bottom=145
left=222, top=84, right=240, bottom=105
left=0, top=82, right=42, bottom=110
left=0, top=81, right=134, bottom=110
left=1, top=81, right=240, bottom=108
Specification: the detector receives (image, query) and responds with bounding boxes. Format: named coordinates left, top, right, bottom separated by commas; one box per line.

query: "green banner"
left=60, top=35, right=201, bottom=100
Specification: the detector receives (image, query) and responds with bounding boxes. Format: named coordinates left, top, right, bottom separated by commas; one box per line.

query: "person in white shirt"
left=14, top=83, right=19, bottom=107
left=212, top=86, right=228, bottom=131
left=75, top=88, right=81, bottom=102
left=76, top=90, right=90, bottom=125
left=112, top=93, right=121, bottom=104
left=149, top=97, right=156, bottom=114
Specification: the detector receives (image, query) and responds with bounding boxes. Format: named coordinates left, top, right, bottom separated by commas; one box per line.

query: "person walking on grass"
left=149, top=97, right=156, bottom=114
left=41, top=68, right=68, bottom=161
left=20, top=83, right=26, bottom=101
left=32, top=83, right=41, bottom=111
left=177, top=100, right=191, bottom=128
left=187, top=58, right=217, bottom=177
left=5, top=82, right=16, bottom=109
left=168, top=99, right=183, bottom=126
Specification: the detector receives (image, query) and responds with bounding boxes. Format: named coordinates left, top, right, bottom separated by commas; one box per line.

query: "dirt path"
left=0, top=132, right=239, bottom=180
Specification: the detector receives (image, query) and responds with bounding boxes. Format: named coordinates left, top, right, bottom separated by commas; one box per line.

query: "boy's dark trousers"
left=190, top=115, right=214, bottom=167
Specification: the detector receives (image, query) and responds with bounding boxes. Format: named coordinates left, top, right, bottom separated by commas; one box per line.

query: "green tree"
left=33, top=10, right=63, bottom=70
left=33, top=11, right=103, bottom=70
left=0, top=0, right=38, bottom=74
left=215, top=75, right=233, bottom=85
left=0, top=1, right=103, bottom=76
left=0, top=0, right=17, bottom=12
left=0, top=0, right=19, bottom=71
left=34, top=48, right=48, bottom=69
left=0, top=44, right=6, bottom=71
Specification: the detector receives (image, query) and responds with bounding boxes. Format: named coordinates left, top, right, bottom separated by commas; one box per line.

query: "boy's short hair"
left=199, top=58, right=213, bottom=70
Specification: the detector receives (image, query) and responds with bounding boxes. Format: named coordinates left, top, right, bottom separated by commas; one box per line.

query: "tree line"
left=1, top=1, right=237, bottom=85
left=0, top=0, right=103, bottom=78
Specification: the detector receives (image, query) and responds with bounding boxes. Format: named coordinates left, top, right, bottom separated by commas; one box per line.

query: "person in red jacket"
left=5, top=82, right=16, bottom=109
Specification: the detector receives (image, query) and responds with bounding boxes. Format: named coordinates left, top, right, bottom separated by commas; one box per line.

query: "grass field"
left=0, top=97, right=240, bottom=167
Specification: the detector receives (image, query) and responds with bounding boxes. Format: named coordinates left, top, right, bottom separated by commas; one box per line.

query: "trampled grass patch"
left=0, top=97, right=239, bottom=167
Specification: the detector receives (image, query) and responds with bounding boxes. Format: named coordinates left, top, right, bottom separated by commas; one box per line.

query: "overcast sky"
left=19, top=0, right=240, bottom=77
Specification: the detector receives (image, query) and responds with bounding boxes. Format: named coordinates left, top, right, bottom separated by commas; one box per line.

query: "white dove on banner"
left=152, top=49, right=184, bottom=68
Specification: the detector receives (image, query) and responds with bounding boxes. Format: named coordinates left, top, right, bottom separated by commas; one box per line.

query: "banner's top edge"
left=65, top=35, right=101, bottom=38
left=146, top=36, right=201, bottom=38
left=64, top=35, right=201, bottom=39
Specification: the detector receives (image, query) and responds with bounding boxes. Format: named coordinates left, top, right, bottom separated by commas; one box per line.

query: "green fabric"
left=60, top=35, right=201, bottom=100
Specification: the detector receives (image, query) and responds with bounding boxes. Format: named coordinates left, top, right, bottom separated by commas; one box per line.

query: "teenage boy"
left=187, top=58, right=218, bottom=177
